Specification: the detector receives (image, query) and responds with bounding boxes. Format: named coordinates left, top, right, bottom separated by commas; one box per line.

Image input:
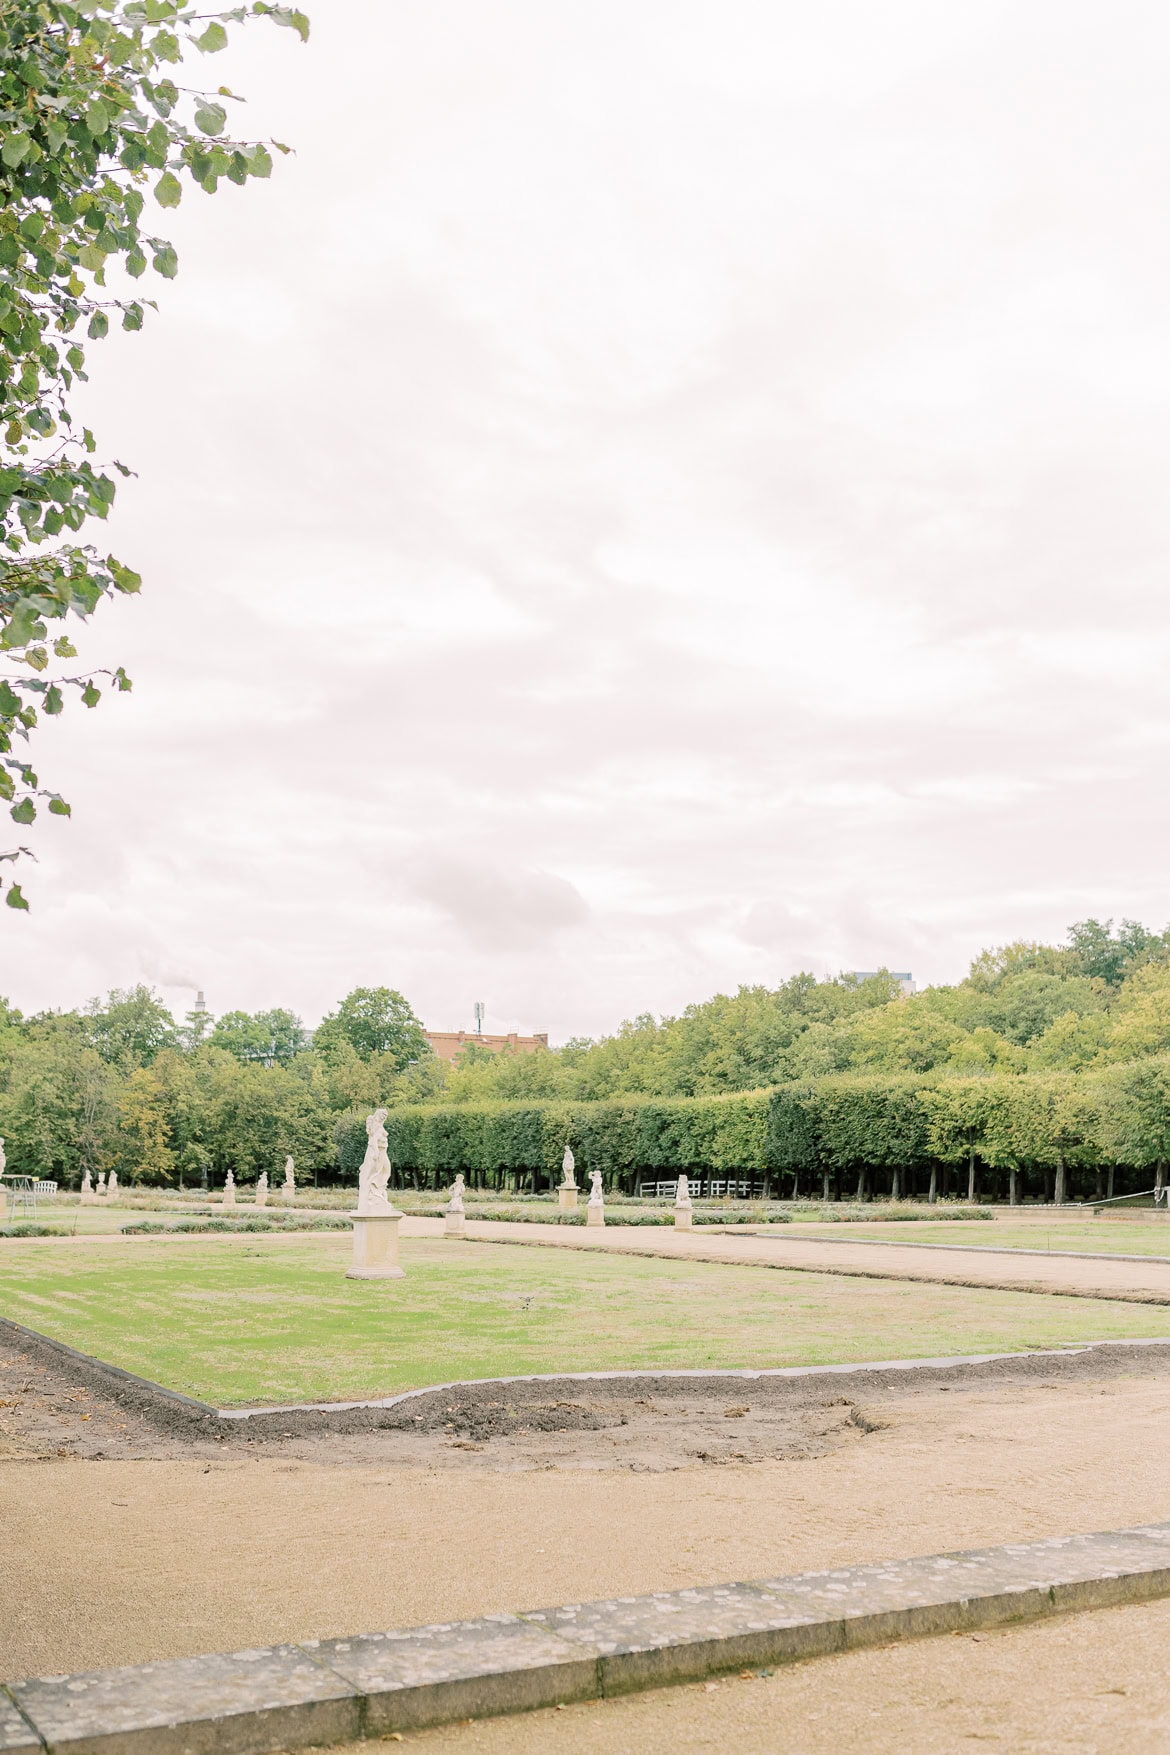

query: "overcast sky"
left=6, top=0, right=1170, bottom=1039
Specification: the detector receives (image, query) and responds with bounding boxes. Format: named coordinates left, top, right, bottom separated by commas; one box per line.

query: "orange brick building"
left=425, top=1029, right=548, bottom=1063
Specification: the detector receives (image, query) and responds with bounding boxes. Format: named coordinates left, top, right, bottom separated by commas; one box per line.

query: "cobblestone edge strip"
left=6, top=1524, right=1170, bottom=1752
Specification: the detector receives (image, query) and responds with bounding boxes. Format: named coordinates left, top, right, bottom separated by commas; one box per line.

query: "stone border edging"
left=216, top=1337, right=1169, bottom=1418
left=742, top=1231, right=1170, bottom=1267
left=7, top=1523, right=1170, bottom=1751
left=0, top=1316, right=215, bottom=1415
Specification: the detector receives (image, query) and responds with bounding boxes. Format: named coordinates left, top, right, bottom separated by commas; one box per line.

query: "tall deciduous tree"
left=0, top=0, right=307, bottom=904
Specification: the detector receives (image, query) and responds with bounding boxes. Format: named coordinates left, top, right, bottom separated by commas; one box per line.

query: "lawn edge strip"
left=9, top=1524, right=1170, bottom=1751
left=749, top=1233, right=1170, bottom=1266
left=460, top=1224, right=1170, bottom=1305
left=0, top=1315, right=217, bottom=1423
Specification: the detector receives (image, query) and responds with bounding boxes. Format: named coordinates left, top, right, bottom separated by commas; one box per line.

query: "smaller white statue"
left=283, top=1155, right=295, bottom=1202
left=675, top=1173, right=692, bottom=1207
left=0, top=1137, right=6, bottom=1177
left=560, top=1145, right=577, bottom=1189
left=97, top=1171, right=107, bottom=1197
left=223, top=1168, right=236, bottom=1208
left=357, top=1109, right=395, bottom=1216
left=589, top=1169, right=604, bottom=1205
left=447, top=1173, right=465, bottom=1214
left=674, top=1172, right=693, bottom=1230
left=255, top=1171, right=268, bottom=1207
left=107, top=1170, right=119, bottom=1202
left=80, top=1168, right=97, bottom=1206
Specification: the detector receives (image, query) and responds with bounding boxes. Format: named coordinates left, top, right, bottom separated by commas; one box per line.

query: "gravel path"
left=413, top=1216, right=1170, bottom=1302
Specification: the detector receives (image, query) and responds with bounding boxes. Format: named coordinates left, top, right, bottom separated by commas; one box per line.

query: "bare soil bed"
left=6, top=1320, right=1170, bottom=1473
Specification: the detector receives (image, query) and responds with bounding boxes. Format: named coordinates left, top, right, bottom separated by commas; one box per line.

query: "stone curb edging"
left=217, top=1337, right=1170, bottom=1418
left=736, top=1231, right=1170, bottom=1267
left=7, top=1524, right=1170, bottom=1752
left=0, top=1316, right=216, bottom=1415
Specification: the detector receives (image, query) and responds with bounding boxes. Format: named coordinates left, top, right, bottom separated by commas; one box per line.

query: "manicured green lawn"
left=3, top=1233, right=1168, bottom=1408
left=797, top=1219, right=1170, bottom=1256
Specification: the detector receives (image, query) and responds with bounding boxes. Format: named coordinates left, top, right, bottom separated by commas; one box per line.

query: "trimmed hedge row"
left=367, top=1066, right=1170, bottom=1199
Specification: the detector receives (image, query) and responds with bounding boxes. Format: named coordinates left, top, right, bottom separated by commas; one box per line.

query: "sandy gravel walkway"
left=320, top=1596, right=1170, bottom=1754
left=404, top=1217, right=1170, bottom=1302
left=7, top=1366, right=1170, bottom=1679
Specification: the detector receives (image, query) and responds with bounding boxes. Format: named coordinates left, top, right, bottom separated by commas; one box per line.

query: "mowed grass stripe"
left=2, top=1234, right=1169, bottom=1407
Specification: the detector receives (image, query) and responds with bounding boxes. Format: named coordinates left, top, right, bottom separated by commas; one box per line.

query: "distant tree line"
left=9, top=918, right=1170, bottom=1194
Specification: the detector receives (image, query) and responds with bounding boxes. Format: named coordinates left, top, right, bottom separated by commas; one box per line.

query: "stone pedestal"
left=347, top=1210, right=405, bottom=1279
left=674, top=1207, right=693, bottom=1231
left=558, top=1186, right=578, bottom=1211
left=587, top=1203, right=605, bottom=1228
left=445, top=1209, right=466, bottom=1238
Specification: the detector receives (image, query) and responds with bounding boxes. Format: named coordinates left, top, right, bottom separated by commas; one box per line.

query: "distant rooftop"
left=847, top=971, right=916, bottom=995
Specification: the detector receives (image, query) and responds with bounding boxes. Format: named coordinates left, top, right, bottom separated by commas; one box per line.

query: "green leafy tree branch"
left=0, top=0, right=308, bottom=906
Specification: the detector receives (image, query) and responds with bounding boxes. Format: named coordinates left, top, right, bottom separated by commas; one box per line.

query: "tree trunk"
left=1054, top=1156, right=1066, bottom=1206
left=856, top=1167, right=866, bottom=1202
left=1108, top=1165, right=1115, bottom=1200
left=928, top=1165, right=937, bottom=1205
left=822, top=1170, right=831, bottom=1202
left=891, top=1166, right=901, bottom=1201
left=967, top=1149, right=977, bottom=1203
left=791, top=1171, right=798, bottom=1201
left=1009, top=1168, right=1019, bottom=1206
left=1157, top=1160, right=1166, bottom=1197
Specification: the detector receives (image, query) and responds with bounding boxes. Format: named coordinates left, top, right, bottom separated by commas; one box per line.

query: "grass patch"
left=798, top=1220, right=1170, bottom=1256
left=1, top=1233, right=1168, bottom=1407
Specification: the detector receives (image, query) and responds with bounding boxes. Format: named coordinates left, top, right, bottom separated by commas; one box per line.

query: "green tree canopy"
left=208, top=1006, right=307, bottom=1064
left=0, top=0, right=306, bottom=905
left=313, top=986, right=430, bottom=1069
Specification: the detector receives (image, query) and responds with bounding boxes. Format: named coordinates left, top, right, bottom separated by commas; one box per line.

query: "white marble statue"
left=255, top=1171, right=268, bottom=1207
left=283, top=1155, right=295, bottom=1202
left=586, top=1167, right=605, bottom=1228
left=675, top=1173, right=692, bottom=1207
left=80, top=1168, right=97, bottom=1206
left=97, top=1171, right=107, bottom=1197
left=0, top=1137, right=6, bottom=1177
left=447, top=1174, right=465, bottom=1214
left=223, top=1167, right=236, bottom=1208
left=560, top=1145, right=576, bottom=1189
left=107, top=1170, right=119, bottom=1201
left=357, top=1108, right=394, bottom=1215
left=673, top=1172, right=693, bottom=1230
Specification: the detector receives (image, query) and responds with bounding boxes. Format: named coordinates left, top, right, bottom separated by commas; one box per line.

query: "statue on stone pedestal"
left=447, top=1174, right=465, bottom=1214
left=674, top=1172, right=693, bottom=1230
left=223, top=1168, right=236, bottom=1207
left=107, top=1170, right=119, bottom=1201
left=97, top=1171, right=107, bottom=1197
left=675, top=1173, right=692, bottom=1207
left=0, top=1137, right=6, bottom=1178
left=283, top=1156, right=295, bottom=1202
left=589, top=1169, right=603, bottom=1205
left=357, top=1108, right=394, bottom=1215
left=255, top=1171, right=268, bottom=1207
left=560, top=1145, right=576, bottom=1189
left=80, top=1168, right=97, bottom=1206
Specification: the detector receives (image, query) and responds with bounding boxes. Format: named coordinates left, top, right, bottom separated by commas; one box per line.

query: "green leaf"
left=195, top=21, right=229, bottom=51
left=122, top=302, right=144, bottom=332
left=81, top=683, right=102, bottom=709
left=126, top=250, right=148, bottom=278
left=53, top=637, right=78, bottom=659
left=87, top=310, right=109, bottom=340
left=44, top=685, right=64, bottom=716
left=0, top=683, right=21, bottom=716
left=78, top=244, right=107, bottom=272
left=152, top=244, right=179, bottom=279
left=10, top=798, right=35, bottom=825
left=114, top=667, right=134, bottom=692
left=48, top=796, right=71, bottom=816
left=154, top=171, right=182, bottom=208
left=6, top=883, right=29, bottom=912
left=195, top=103, right=228, bottom=136
left=1, top=133, right=30, bottom=168
left=85, top=101, right=110, bottom=137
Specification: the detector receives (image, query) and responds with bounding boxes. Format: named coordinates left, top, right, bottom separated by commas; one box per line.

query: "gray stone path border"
left=216, top=1336, right=1170, bottom=1418
left=7, top=1523, right=1170, bottom=1751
